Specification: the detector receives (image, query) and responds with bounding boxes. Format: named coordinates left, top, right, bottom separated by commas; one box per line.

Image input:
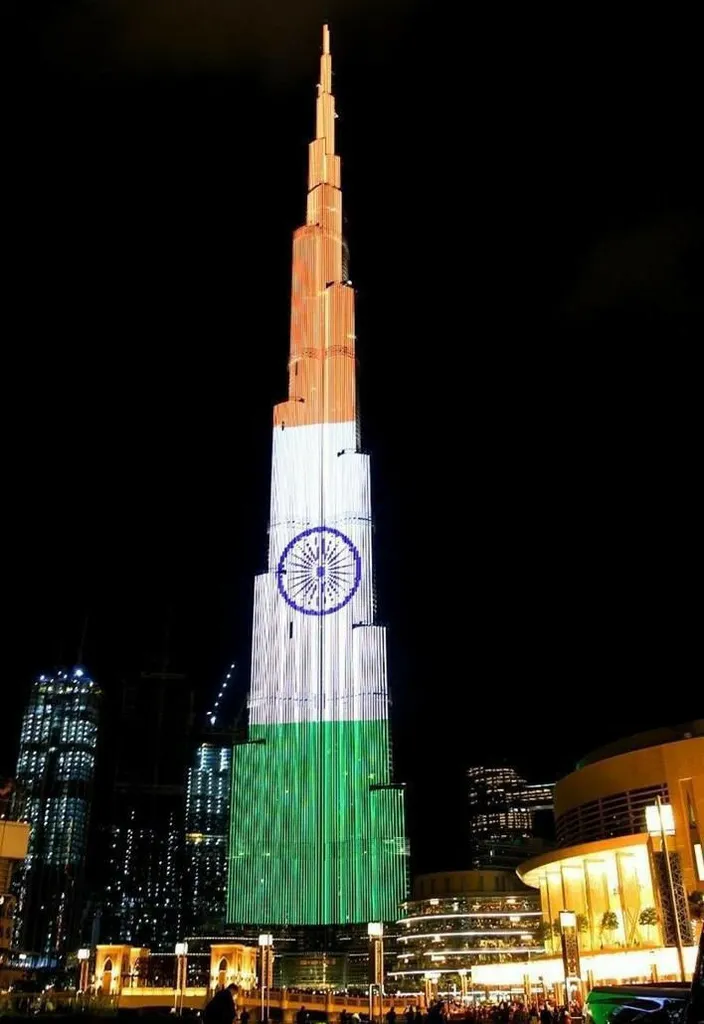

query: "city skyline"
left=3, top=4, right=701, bottom=881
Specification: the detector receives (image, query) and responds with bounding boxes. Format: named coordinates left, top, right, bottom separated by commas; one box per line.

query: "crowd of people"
left=385, top=1001, right=582, bottom=1024
left=203, top=983, right=582, bottom=1024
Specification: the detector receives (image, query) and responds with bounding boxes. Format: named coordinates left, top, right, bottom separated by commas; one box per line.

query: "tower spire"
left=310, top=23, right=339, bottom=191
left=275, top=21, right=351, bottom=431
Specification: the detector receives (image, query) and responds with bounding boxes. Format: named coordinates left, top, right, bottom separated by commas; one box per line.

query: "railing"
left=0, top=991, right=118, bottom=1015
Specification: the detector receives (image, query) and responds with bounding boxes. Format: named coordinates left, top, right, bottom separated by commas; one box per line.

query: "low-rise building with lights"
left=1, top=787, right=30, bottom=964
left=389, top=870, right=543, bottom=999
left=471, top=721, right=704, bottom=995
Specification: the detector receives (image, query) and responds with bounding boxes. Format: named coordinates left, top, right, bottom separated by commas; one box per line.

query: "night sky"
left=3, top=1, right=701, bottom=873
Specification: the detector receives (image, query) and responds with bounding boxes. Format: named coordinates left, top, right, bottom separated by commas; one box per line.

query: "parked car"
left=584, top=932, right=703, bottom=1024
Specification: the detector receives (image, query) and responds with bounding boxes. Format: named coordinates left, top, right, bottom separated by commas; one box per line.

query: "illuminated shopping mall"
left=389, top=869, right=543, bottom=999
left=472, top=721, right=703, bottom=994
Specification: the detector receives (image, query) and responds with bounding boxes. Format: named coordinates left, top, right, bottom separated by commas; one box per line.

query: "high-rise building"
left=12, top=666, right=100, bottom=963
left=183, top=739, right=232, bottom=936
left=183, top=665, right=238, bottom=938
left=101, top=670, right=194, bottom=949
left=467, top=766, right=554, bottom=869
left=227, top=25, right=408, bottom=929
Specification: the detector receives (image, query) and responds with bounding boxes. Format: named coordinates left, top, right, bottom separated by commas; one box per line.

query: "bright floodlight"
left=559, top=911, right=577, bottom=929
left=175, top=942, right=188, bottom=956
left=367, top=922, right=383, bottom=938
left=645, top=803, right=675, bottom=836
left=77, top=948, right=91, bottom=961
left=258, top=933, right=273, bottom=947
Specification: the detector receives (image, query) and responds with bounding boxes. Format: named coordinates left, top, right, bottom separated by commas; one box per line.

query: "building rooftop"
left=577, top=719, right=703, bottom=769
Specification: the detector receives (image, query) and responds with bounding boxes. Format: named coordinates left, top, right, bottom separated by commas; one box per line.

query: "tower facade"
left=228, top=25, right=408, bottom=927
left=183, top=740, right=231, bottom=935
left=13, top=666, right=100, bottom=961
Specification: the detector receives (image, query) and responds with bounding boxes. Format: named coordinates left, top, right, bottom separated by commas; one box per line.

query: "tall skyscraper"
left=183, top=665, right=237, bottom=937
left=12, top=666, right=100, bottom=962
left=101, top=670, right=194, bottom=949
left=467, top=765, right=554, bottom=869
left=183, top=740, right=231, bottom=936
left=228, top=25, right=408, bottom=928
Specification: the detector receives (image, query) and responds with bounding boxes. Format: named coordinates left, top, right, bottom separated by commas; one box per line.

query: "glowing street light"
left=258, top=934, right=274, bottom=1023
left=368, top=923, right=384, bottom=1023
left=646, top=798, right=686, bottom=983
left=77, top=949, right=91, bottom=993
left=174, top=942, right=189, bottom=1015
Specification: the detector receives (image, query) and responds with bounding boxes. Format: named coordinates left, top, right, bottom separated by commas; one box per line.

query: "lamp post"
left=646, top=798, right=687, bottom=983
left=174, top=942, right=189, bottom=1015
left=77, top=948, right=91, bottom=994
left=368, top=923, right=384, bottom=1024
left=258, top=934, right=274, bottom=1024
left=558, top=911, right=582, bottom=1005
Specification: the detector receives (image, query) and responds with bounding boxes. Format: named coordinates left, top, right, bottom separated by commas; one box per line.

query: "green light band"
left=227, top=718, right=407, bottom=925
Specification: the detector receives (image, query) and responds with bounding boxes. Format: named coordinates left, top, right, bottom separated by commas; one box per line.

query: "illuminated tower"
left=13, top=666, right=101, bottom=962
left=228, top=25, right=408, bottom=927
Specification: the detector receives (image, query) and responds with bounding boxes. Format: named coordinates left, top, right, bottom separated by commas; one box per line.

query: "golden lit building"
left=472, top=722, right=703, bottom=992
left=0, top=818, right=30, bottom=956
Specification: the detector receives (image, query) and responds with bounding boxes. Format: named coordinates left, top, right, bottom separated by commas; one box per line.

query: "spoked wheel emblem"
left=277, top=526, right=361, bottom=615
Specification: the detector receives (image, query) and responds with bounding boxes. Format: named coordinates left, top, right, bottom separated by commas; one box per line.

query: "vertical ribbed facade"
left=227, top=25, right=408, bottom=927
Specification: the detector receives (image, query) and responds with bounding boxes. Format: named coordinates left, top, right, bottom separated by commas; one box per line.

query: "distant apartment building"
left=467, top=765, right=554, bottom=869
left=101, top=670, right=194, bottom=949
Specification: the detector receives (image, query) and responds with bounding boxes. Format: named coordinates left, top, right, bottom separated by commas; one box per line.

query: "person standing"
left=204, top=984, right=238, bottom=1024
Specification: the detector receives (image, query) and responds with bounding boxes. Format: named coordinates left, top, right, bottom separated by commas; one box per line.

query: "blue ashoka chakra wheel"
left=277, top=526, right=361, bottom=616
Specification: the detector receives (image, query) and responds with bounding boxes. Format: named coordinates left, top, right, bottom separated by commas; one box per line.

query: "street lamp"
left=646, top=798, right=687, bottom=983
left=558, top=911, right=582, bottom=1005
left=258, top=934, right=274, bottom=1024
left=77, top=949, right=91, bottom=994
left=368, top=923, right=384, bottom=1024
left=174, top=942, right=189, bottom=1016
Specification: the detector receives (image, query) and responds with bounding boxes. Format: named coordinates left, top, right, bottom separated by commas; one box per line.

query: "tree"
left=688, top=891, right=704, bottom=920
left=576, top=914, right=589, bottom=934
left=638, top=906, right=659, bottom=942
left=600, top=910, right=619, bottom=945
left=535, top=920, right=554, bottom=947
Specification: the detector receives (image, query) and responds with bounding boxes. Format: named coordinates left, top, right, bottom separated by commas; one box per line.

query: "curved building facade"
left=390, top=871, right=542, bottom=997
left=523, top=720, right=704, bottom=956
left=472, top=723, right=703, bottom=991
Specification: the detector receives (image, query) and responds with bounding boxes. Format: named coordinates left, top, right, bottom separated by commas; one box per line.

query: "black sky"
left=2, top=1, right=701, bottom=873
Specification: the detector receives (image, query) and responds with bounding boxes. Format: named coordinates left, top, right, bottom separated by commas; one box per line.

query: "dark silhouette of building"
left=467, top=765, right=554, bottom=869
left=101, top=670, right=195, bottom=950
left=12, top=666, right=100, bottom=964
